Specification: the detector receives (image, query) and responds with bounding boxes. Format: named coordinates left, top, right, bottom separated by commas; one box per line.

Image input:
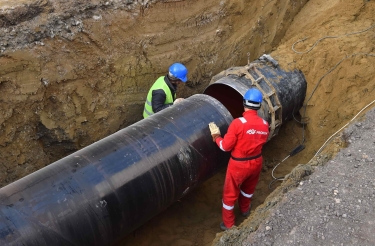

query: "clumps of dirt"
left=0, top=0, right=50, bottom=28
left=284, top=163, right=313, bottom=183
left=0, top=0, right=142, bottom=52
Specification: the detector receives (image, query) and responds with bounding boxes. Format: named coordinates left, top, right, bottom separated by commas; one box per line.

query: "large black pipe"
left=0, top=60, right=307, bottom=245
left=0, top=94, right=232, bottom=246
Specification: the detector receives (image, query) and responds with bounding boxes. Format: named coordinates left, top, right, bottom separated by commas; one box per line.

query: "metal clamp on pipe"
left=203, top=57, right=307, bottom=140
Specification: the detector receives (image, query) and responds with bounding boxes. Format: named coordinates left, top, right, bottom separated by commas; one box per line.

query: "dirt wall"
left=0, top=0, right=307, bottom=187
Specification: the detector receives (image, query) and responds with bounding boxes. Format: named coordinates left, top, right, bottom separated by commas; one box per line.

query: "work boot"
left=241, top=204, right=252, bottom=217
left=220, top=222, right=229, bottom=231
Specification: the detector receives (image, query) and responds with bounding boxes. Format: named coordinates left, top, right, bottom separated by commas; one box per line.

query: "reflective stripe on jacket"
left=143, top=76, right=175, bottom=118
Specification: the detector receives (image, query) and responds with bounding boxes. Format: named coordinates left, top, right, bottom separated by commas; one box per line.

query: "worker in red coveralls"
left=209, top=88, right=269, bottom=231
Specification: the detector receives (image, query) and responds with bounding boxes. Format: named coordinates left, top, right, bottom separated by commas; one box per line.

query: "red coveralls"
left=215, top=110, right=269, bottom=228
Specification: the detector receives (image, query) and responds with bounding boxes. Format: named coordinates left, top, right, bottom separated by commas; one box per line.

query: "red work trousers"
left=222, top=157, right=263, bottom=228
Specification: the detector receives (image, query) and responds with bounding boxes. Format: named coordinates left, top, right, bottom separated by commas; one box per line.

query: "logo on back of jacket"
left=246, top=129, right=268, bottom=135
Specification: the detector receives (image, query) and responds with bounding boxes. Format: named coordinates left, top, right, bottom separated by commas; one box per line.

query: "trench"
left=0, top=0, right=373, bottom=245
left=0, top=58, right=306, bottom=246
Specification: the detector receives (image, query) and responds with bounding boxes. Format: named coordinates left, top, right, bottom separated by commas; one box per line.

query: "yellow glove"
left=208, top=122, right=221, bottom=135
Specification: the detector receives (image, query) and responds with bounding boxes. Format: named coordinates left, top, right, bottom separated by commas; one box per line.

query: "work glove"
left=208, top=122, right=221, bottom=135
left=174, top=98, right=184, bottom=104
left=209, top=122, right=221, bottom=142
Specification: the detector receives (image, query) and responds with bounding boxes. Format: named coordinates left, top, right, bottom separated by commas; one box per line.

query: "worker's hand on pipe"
left=208, top=122, right=221, bottom=135
left=212, top=134, right=221, bottom=142
left=174, top=98, right=184, bottom=104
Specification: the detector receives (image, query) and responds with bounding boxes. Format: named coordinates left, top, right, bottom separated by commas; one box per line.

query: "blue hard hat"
left=243, top=88, right=263, bottom=109
left=169, top=63, right=188, bottom=82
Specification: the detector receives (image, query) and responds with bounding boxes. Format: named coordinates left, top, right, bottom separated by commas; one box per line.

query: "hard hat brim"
left=179, top=76, right=187, bottom=82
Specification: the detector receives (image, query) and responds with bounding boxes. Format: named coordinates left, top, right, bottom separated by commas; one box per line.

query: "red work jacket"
left=215, top=110, right=269, bottom=158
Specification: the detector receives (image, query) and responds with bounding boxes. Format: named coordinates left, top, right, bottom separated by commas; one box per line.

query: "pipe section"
left=204, top=59, right=307, bottom=138
left=0, top=94, right=232, bottom=246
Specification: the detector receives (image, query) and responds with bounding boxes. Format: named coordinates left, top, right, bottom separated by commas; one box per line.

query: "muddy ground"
left=0, top=0, right=374, bottom=245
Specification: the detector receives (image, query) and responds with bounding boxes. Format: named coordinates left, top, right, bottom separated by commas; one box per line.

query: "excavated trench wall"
left=0, top=0, right=308, bottom=187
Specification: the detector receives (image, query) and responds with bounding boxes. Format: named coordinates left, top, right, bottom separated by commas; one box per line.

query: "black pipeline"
left=204, top=58, right=307, bottom=139
left=0, top=95, right=232, bottom=245
left=0, top=58, right=306, bottom=245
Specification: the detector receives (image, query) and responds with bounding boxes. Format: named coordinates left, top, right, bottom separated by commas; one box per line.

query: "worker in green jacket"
left=143, top=63, right=188, bottom=118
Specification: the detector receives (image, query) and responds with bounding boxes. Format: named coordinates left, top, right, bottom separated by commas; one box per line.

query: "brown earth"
left=0, top=0, right=374, bottom=245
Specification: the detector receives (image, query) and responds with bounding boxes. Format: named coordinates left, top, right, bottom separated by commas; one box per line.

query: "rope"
left=309, top=98, right=375, bottom=162
left=271, top=155, right=290, bottom=180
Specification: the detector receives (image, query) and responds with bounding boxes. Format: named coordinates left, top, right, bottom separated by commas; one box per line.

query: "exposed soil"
left=0, top=0, right=374, bottom=245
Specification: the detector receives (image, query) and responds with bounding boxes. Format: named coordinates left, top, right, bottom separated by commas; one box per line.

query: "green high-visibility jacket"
left=143, top=76, right=176, bottom=118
